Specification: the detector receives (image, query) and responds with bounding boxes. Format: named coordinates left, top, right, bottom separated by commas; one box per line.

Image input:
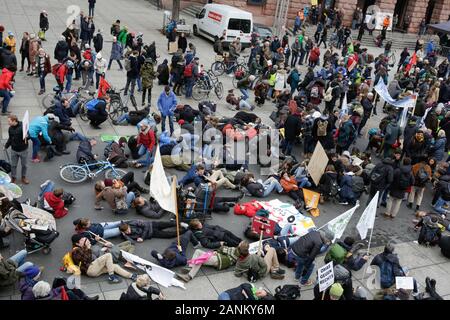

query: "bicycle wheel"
left=78, top=103, right=90, bottom=122
left=108, top=99, right=123, bottom=121
left=215, top=82, right=224, bottom=99
left=192, top=82, right=208, bottom=101
left=60, top=165, right=88, bottom=183
left=42, top=94, right=56, bottom=109
left=211, top=62, right=225, bottom=77
left=105, top=168, right=127, bottom=180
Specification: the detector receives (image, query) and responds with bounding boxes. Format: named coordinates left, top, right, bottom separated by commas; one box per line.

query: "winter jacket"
left=192, top=224, right=230, bottom=249
left=93, top=33, right=103, bottom=53
left=411, top=162, right=432, bottom=187
left=0, top=258, right=18, bottom=287
left=235, top=254, right=267, bottom=279
left=233, top=201, right=263, bottom=218
left=384, top=120, right=401, bottom=145
left=122, top=220, right=154, bottom=241
left=245, top=182, right=265, bottom=198
left=290, top=230, right=324, bottom=267
left=429, top=137, right=446, bottom=162
left=280, top=175, right=299, bottom=192
left=1, top=49, right=17, bottom=71
left=406, top=136, right=427, bottom=161
left=284, top=115, right=302, bottom=141
left=126, top=54, right=139, bottom=79
left=19, top=278, right=37, bottom=300
left=223, top=283, right=257, bottom=300
left=28, top=115, right=52, bottom=143
left=0, top=68, right=14, bottom=90
left=371, top=252, right=405, bottom=288
left=136, top=200, right=164, bottom=219
left=337, top=120, right=355, bottom=147
left=94, top=58, right=107, bottom=75
left=76, top=140, right=95, bottom=163
left=5, top=121, right=28, bottom=152
left=117, top=29, right=128, bottom=45
left=39, top=14, right=49, bottom=31
left=389, top=165, right=414, bottom=199
left=151, top=244, right=187, bottom=269
left=289, top=70, right=300, bottom=90
left=43, top=192, right=68, bottom=218
left=110, top=42, right=123, bottom=60
left=140, top=60, right=156, bottom=88
left=440, top=235, right=450, bottom=259
left=120, top=283, right=160, bottom=300
left=36, top=54, right=51, bottom=75
left=137, top=127, right=156, bottom=152
left=157, top=90, right=177, bottom=116
left=54, top=40, right=69, bottom=62
left=95, top=186, right=126, bottom=210
left=53, top=101, right=71, bottom=126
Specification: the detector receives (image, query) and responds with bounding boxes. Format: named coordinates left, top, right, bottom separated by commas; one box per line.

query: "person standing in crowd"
left=88, top=0, right=96, bottom=17
left=108, top=37, right=123, bottom=70
left=157, top=85, right=177, bottom=135
left=36, top=48, right=51, bottom=95
left=39, top=10, right=49, bottom=41
left=4, top=115, right=29, bottom=184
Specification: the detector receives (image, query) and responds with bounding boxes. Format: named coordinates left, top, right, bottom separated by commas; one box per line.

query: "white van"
left=193, top=4, right=253, bottom=47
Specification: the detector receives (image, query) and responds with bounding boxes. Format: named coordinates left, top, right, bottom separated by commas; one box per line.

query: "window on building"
left=228, top=18, right=252, bottom=33
left=247, top=0, right=266, bottom=5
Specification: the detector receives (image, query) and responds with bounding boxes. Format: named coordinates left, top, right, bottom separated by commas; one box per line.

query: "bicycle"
left=108, top=88, right=138, bottom=121
left=59, top=160, right=127, bottom=184
left=42, top=86, right=92, bottom=109
left=191, top=70, right=224, bottom=101
left=232, top=69, right=263, bottom=89
left=210, top=55, right=248, bottom=77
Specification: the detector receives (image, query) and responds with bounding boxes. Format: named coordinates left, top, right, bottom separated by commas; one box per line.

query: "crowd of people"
left=0, top=0, right=449, bottom=301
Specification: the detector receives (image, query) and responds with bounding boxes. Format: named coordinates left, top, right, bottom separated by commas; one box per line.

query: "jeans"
left=69, top=132, right=88, bottom=142
left=261, top=178, right=283, bottom=197
left=293, top=254, right=315, bottom=284
left=172, top=134, right=201, bottom=154
left=126, top=192, right=136, bottom=208
left=283, top=140, right=294, bottom=156
left=65, top=74, right=73, bottom=92
left=433, top=197, right=449, bottom=215
left=39, top=180, right=55, bottom=200
left=291, top=53, right=298, bottom=67
left=0, top=89, right=12, bottom=113
left=8, top=250, right=34, bottom=273
left=161, top=115, right=174, bottom=135
left=240, top=88, right=249, bottom=100
left=30, top=137, right=41, bottom=159
left=218, top=292, right=231, bottom=300
left=137, top=77, right=142, bottom=92
left=89, top=5, right=95, bottom=16
left=101, top=221, right=122, bottom=239
left=39, top=73, right=46, bottom=91
left=238, top=99, right=252, bottom=111
left=137, top=145, right=155, bottom=167
left=185, top=77, right=194, bottom=98
left=116, top=113, right=130, bottom=124
left=10, top=149, right=28, bottom=178
left=108, top=58, right=123, bottom=70
left=298, top=177, right=312, bottom=188
left=124, top=77, right=137, bottom=96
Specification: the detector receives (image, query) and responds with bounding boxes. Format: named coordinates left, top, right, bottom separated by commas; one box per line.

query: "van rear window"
left=227, top=19, right=251, bottom=33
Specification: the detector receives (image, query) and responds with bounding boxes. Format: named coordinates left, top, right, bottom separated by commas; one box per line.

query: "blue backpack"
left=380, top=260, right=395, bottom=289
left=86, top=99, right=100, bottom=112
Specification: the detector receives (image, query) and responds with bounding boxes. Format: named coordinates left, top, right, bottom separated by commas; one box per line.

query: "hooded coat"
left=140, top=59, right=156, bottom=88
left=389, top=165, right=414, bottom=199
left=43, top=192, right=68, bottom=218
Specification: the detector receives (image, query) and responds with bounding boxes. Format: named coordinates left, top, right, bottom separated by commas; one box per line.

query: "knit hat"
left=24, top=266, right=41, bottom=279
left=71, top=233, right=85, bottom=245
left=104, top=179, right=113, bottom=187
left=329, top=283, right=344, bottom=299
left=319, top=228, right=334, bottom=243
left=342, top=150, right=351, bottom=158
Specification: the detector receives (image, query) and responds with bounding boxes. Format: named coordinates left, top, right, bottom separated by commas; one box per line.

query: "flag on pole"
left=356, top=191, right=379, bottom=239
left=320, top=203, right=359, bottom=242
left=404, top=52, right=417, bottom=73
left=149, top=146, right=176, bottom=214
left=339, top=92, right=348, bottom=119
left=22, top=110, right=29, bottom=140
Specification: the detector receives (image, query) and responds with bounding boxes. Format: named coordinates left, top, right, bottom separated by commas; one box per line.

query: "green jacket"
left=0, top=259, right=18, bottom=287
left=234, top=254, right=267, bottom=279
left=117, top=29, right=128, bottom=44
left=141, top=61, right=156, bottom=88
left=216, top=246, right=240, bottom=270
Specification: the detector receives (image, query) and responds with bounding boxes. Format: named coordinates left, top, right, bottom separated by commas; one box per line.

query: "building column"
left=403, top=0, right=429, bottom=33
left=335, top=0, right=358, bottom=27
left=431, top=0, right=450, bottom=24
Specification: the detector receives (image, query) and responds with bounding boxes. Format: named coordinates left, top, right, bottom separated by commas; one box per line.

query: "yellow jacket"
left=4, top=37, right=16, bottom=54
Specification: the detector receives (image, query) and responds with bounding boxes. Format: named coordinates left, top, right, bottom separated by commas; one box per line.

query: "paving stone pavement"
left=0, top=0, right=448, bottom=300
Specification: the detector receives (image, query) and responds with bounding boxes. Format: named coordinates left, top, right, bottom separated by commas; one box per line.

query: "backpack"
left=274, top=285, right=301, bottom=300
left=195, top=183, right=214, bottom=212
left=379, top=260, right=395, bottom=289
left=0, top=160, right=12, bottom=174
left=310, top=85, right=319, bottom=98
left=317, top=120, right=328, bottom=137
left=62, top=192, right=76, bottom=206
left=398, top=172, right=410, bottom=190
left=325, top=243, right=348, bottom=265
left=348, top=123, right=357, bottom=142
left=82, top=50, right=92, bottom=62
left=370, top=166, right=385, bottom=184
left=352, top=176, right=365, bottom=193
left=85, top=99, right=99, bottom=112
left=183, top=63, right=194, bottom=77
left=415, top=167, right=429, bottom=187
left=330, top=180, right=340, bottom=196
left=51, top=63, right=63, bottom=77
left=104, top=141, right=114, bottom=159
left=124, top=57, right=132, bottom=72
left=419, top=224, right=440, bottom=245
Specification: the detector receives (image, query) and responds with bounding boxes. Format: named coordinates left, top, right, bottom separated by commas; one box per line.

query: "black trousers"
left=87, top=112, right=107, bottom=126
left=151, top=221, right=187, bottom=239
left=222, top=231, right=242, bottom=247
left=121, top=172, right=145, bottom=192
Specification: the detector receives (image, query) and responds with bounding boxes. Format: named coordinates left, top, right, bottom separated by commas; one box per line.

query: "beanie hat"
left=104, top=179, right=113, bottom=187
left=319, top=228, right=335, bottom=243
left=329, top=283, right=344, bottom=299
left=24, top=266, right=41, bottom=279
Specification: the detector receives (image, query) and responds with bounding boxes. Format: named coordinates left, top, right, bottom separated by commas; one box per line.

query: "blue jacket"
left=185, top=52, right=194, bottom=65
left=179, top=164, right=205, bottom=187
left=339, top=174, right=355, bottom=202
left=53, top=101, right=71, bottom=126
left=151, top=244, right=187, bottom=269
left=157, top=91, right=177, bottom=116
left=28, top=115, right=52, bottom=143
left=430, top=137, right=446, bottom=161
left=159, top=131, right=175, bottom=147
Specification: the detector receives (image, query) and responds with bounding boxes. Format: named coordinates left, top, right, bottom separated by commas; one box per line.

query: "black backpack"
left=415, top=167, right=429, bottom=187
left=274, top=285, right=301, bottom=300
left=398, top=172, right=411, bottom=190
left=370, top=167, right=385, bottom=184
left=418, top=224, right=440, bottom=246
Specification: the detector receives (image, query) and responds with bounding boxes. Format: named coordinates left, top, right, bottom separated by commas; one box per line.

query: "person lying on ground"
left=120, top=274, right=165, bottom=300
left=119, top=220, right=188, bottom=243
left=73, top=218, right=122, bottom=244
left=132, top=196, right=165, bottom=219
left=218, top=283, right=274, bottom=300
left=189, top=218, right=242, bottom=249
left=0, top=250, right=36, bottom=288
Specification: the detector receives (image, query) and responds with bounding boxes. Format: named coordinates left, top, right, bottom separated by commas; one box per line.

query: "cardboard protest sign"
left=251, top=215, right=276, bottom=238
left=302, top=189, right=320, bottom=217
left=307, top=141, right=328, bottom=186
left=318, top=262, right=334, bottom=292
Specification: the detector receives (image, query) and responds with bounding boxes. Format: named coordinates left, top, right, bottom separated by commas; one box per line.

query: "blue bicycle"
left=59, top=160, right=127, bottom=184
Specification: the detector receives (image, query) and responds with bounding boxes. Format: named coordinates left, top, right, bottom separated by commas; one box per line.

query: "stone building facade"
left=169, top=0, right=450, bottom=33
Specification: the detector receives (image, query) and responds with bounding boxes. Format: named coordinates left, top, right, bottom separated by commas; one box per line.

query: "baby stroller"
left=177, top=184, right=215, bottom=222
left=3, top=204, right=59, bottom=254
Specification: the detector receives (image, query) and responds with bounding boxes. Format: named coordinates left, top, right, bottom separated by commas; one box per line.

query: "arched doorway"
left=394, top=0, right=409, bottom=30
left=425, top=0, right=436, bottom=24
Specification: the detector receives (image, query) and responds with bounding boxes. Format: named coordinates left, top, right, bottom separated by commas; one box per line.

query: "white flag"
left=22, top=110, right=30, bottom=140
left=339, top=92, right=348, bottom=119
left=321, top=203, right=359, bottom=242
left=356, top=191, right=379, bottom=239
left=149, top=146, right=176, bottom=214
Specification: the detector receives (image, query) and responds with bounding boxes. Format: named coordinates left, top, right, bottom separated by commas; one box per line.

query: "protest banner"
left=318, top=262, right=334, bottom=293
left=307, top=141, right=328, bottom=186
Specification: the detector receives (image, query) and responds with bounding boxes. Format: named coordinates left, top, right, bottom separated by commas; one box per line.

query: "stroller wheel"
left=42, top=247, right=52, bottom=255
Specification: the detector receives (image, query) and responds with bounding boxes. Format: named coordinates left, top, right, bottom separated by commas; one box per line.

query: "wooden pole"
left=257, top=228, right=264, bottom=257
left=172, top=175, right=181, bottom=251
left=321, top=290, right=326, bottom=300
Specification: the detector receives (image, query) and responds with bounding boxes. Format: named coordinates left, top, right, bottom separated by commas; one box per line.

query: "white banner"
left=374, top=80, right=417, bottom=109
left=339, top=92, right=348, bottom=119
left=22, top=110, right=30, bottom=140
left=320, top=203, right=359, bottom=242
left=149, top=146, right=176, bottom=214
left=318, top=261, right=334, bottom=292
left=356, top=191, right=379, bottom=239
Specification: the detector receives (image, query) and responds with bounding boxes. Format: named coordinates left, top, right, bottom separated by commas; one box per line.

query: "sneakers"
left=338, top=201, right=349, bottom=205
left=270, top=271, right=285, bottom=280
left=299, top=279, right=314, bottom=287
left=108, top=275, right=122, bottom=283
left=272, top=268, right=286, bottom=275
left=406, top=202, right=413, bottom=209
left=32, top=157, right=41, bottom=163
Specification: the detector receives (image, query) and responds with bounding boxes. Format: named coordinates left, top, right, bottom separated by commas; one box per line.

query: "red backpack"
left=83, top=49, right=93, bottom=62
left=183, top=63, right=194, bottom=77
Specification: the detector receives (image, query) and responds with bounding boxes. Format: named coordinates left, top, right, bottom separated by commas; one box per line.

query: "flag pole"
left=172, top=175, right=181, bottom=251
left=360, top=226, right=374, bottom=285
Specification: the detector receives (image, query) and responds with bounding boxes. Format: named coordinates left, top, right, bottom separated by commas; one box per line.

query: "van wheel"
left=193, top=25, right=198, bottom=36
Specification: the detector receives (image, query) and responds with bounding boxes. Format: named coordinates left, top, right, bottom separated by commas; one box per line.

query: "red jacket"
left=309, top=47, right=320, bottom=62
left=44, top=192, right=68, bottom=219
left=56, top=64, right=68, bottom=85
left=0, top=68, right=14, bottom=90
left=234, top=201, right=263, bottom=218
left=98, top=77, right=111, bottom=98
left=137, top=128, right=156, bottom=152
